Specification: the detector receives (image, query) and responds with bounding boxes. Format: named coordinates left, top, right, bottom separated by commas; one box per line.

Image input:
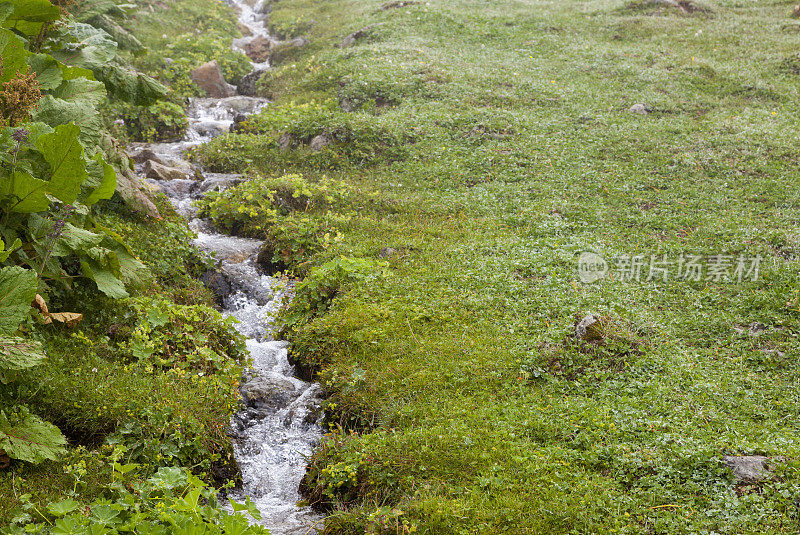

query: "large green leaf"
left=0, top=336, right=44, bottom=384
left=36, top=124, right=88, bottom=205
left=95, top=64, right=167, bottom=106
left=89, top=13, right=143, bottom=52
left=83, top=154, right=117, bottom=205
left=51, top=223, right=104, bottom=257
left=27, top=53, right=63, bottom=91
left=52, top=22, right=117, bottom=69
left=80, top=259, right=128, bottom=298
left=0, top=266, right=37, bottom=335
left=69, top=0, right=119, bottom=22
left=4, top=0, right=59, bottom=22
left=0, top=27, right=27, bottom=84
left=0, top=170, right=49, bottom=213
left=0, top=409, right=66, bottom=464
left=51, top=77, right=106, bottom=108
left=32, top=96, right=104, bottom=149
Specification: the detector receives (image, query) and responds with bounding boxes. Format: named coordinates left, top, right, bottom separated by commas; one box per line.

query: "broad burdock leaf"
left=4, top=0, right=60, bottom=23
left=32, top=96, right=105, bottom=148
left=88, top=14, right=144, bottom=52
left=0, top=28, right=27, bottom=84
left=52, top=22, right=117, bottom=68
left=0, top=266, right=38, bottom=335
left=0, top=171, right=49, bottom=213
left=27, top=53, right=63, bottom=91
left=36, top=124, right=89, bottom=204
left=0, top=237, right=21, bottom=262
left=52, top=77, right=106, bottom=108
left=0, top=336, right=44, bottom=384
left=0, top=408, right=66, bottom=464
left=83, top=154, right=117, bottom=205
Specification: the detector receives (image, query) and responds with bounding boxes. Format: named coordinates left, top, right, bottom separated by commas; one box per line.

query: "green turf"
left=195, top=0, right=800, bottom=532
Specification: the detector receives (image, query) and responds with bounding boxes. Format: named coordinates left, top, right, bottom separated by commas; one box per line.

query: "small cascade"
left=130, top=0, right=323, bottom=532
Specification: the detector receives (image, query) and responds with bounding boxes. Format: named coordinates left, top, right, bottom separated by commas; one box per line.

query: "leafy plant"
left=280, top=256, right=387, bottom=333
left=0, top=265, right=66, bottom=465
left=121, top=297, right=247, bottom=374
left=4, top=462, right=270, bottom=535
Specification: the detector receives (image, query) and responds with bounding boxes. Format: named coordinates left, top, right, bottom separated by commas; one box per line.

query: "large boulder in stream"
left=237, top=71, right=265, bottom=97
left=244, top=35, right=273, bottom=62
left=143, top=160, right=191, bottom=181
left=240, top=375, right=297, bottom=408
left=191, top=60, right=237, bottom=98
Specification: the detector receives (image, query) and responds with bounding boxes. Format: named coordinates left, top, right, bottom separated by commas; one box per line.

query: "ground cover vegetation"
left=186, top=0, right=800, bottom=532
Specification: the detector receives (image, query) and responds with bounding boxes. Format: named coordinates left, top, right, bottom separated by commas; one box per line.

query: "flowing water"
left=131, top=1, right=322, bottom=532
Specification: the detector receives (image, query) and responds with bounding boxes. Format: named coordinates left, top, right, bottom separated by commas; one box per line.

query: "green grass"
left=203, top=0, right=800, bottom=532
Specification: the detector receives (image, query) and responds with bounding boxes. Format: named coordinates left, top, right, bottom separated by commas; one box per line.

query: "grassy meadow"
left=191, top=0, right=800, bottom=532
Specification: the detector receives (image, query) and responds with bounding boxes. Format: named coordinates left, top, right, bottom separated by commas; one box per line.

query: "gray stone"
left=190, top=60, right=237, bottom=98
left=378, top=247, right=397, bottom=259
left=723, top=455, right=783, bottom=485
left=237, top=70, right=265, bottom=97
left=244, top=35, right=273, bottom=62
left=629, top=103, right=649, bottom=115
left=143, top=160, right=189, bottom=181
left=130, top=148, right=163, bottom=165
left=200, top=270, right=233, bottom=306
left=277, top=132, right=295, bottom=150
left=309, top=133, right=332, bottom=151
left=289, top=37, right=310, bottom=48
left=342, top=25, right=377, bottom=47
left=240, top=375, right=297, bottom=407
left=575, top=314, right=603, bottom=342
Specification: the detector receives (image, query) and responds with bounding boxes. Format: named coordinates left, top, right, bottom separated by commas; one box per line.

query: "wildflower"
left=115, top=118, right=125, bottom=126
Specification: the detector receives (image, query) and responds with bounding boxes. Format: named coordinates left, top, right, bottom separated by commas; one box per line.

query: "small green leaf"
left=47, top=499, right=80, bottom=518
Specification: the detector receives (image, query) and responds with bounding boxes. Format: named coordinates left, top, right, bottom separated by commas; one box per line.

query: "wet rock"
left=240, top=375, right=297, bottom=407
left=256, top=241, right=288, bottom=274
left=628, top=103, right=649, bottom=115
left=237, top=70, right=265, bottom=97
left=378, top=247, right=397, bottom=259
left=191, top=60, right=237, bottom=98
left=238, top=22, right=252, bottom=36
left=723, top=455, right=783, bottom=485
left=158, top=179, right=195, bottom=198
left=341, top=25, right=378, bottom=47
left=257, top=0, right=272, bottom=13
left=289, top=37, right=310, bottom=48
left=575, top=314, right=603, bottom=342
left=245, top=35, right=273, bottom=62
left=200, top=269, right=233, bottom=306
left=339, top=97, right=357, bottom=113
left=143, top=160, right=189, bottom=181
left=309, top=133, right=332, bottom=152
left=230, top=114, right=249, bottom=133
left=277, top=132, right=296, bottom=150
left=129, top=148, right=163, bottom=165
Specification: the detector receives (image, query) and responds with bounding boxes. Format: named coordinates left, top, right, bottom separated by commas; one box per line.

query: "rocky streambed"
left=129, top=1, right=323, bottom=533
